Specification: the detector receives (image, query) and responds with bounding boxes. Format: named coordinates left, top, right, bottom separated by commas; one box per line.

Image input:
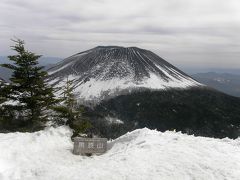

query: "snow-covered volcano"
left=47, top=46, right=201, bottom=102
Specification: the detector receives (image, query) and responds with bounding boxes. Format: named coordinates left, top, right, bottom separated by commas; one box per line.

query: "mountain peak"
left=95, top=45, right=141, bottom=49
left=47, top=46, right=202, bottom=103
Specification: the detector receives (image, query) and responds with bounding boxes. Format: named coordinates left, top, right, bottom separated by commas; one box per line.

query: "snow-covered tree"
left=53, top=77, right=92, bottom=139
left=0, top=39, right=56, bottom=131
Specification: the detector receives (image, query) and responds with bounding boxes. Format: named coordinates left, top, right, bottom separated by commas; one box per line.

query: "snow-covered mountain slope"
left=47, top=46, right=202, bottom=102
left=0, top=126, right=239, bottom=180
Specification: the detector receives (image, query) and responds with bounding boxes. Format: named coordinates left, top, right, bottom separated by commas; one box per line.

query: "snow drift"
left=0, top=127, right=239, bottom=180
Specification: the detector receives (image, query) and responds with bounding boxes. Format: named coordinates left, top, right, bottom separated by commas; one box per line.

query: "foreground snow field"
left=0, top=127, right=239, bottom=180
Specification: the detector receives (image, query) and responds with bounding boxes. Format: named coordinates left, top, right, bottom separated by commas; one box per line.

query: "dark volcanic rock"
left=49, top=46, right=192, bottom=81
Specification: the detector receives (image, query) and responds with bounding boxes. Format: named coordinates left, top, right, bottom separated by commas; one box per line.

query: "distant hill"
left=192, top=72, right=240, bottom=97
left=183, top=67, right=240, bottom=75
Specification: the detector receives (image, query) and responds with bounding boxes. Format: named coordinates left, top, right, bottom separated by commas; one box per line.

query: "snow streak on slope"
left=0, top=127, right=239, bottom=180
left=47, top=46, right=202, bottom=102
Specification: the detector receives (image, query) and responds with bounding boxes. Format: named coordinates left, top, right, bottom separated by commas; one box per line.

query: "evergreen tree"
left=53, top=77, right=92, bottom=138
left=0, top=80, right=16, bottom=131
left=0, top=79, right=6, bottom=104
left=0, top=39, right=56, bottom=131
left=0, top=80, right=7, bottom=129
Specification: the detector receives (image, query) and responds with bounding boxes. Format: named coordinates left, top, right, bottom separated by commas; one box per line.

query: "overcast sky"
left=0, top=0, right=240, bottom=68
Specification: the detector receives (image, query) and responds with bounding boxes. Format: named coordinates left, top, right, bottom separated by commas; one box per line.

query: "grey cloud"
left=0, top=0, right=240, bottom=69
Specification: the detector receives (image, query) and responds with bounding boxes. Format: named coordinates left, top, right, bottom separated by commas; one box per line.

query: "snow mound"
left=0, top=127, right=240, bottom=180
